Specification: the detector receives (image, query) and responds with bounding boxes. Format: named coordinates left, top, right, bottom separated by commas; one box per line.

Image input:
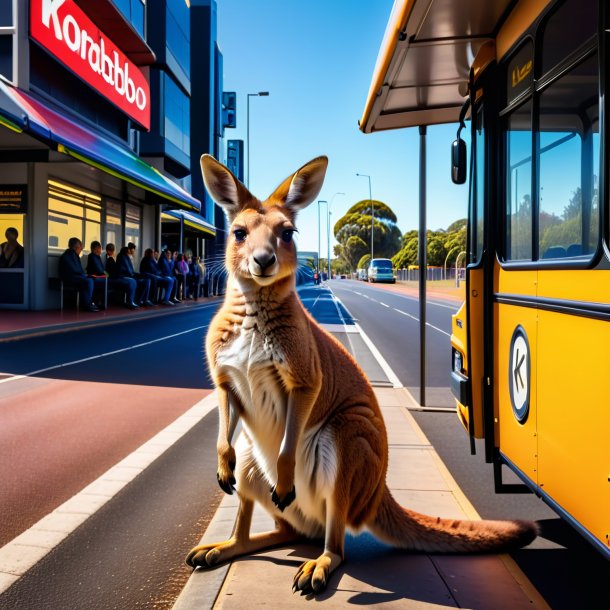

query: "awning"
left=162, top=210, right=216, bottom=237
left=360, top=0, right=512, bottom=133
left=0, top=79, right=201, bottom=212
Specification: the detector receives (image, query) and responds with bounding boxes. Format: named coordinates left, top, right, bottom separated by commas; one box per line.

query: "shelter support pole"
left=419, top=125, right=427, bottom=407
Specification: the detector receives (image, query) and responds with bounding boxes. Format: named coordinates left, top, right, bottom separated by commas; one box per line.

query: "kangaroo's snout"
left=252, top=249, right=277, bottom=275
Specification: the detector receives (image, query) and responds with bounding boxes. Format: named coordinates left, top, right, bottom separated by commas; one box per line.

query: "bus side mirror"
left=451, top=138, right=467, bottom=184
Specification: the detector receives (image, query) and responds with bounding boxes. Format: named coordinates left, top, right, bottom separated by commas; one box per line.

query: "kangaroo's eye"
left=281, top=229, right=295, bottom=243
left=233, top=229, right=247, bottom=242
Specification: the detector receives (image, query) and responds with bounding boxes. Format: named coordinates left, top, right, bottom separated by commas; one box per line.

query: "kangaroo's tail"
left=368, top=486, right=537, bottom=553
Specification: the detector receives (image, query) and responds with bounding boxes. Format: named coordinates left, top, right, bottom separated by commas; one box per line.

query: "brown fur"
left=186, top=155, right=537, bottom=594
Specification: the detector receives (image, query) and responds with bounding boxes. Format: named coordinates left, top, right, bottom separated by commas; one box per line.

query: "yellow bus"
left=361, top=0, right=609, bottom=558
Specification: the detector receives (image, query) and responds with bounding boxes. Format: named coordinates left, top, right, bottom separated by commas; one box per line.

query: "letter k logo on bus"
left=509, top=326, right=530, bottom=423
left=41, top=0, right=66, bottom=39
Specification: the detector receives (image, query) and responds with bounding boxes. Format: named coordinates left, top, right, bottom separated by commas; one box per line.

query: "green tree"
left=357, top=253, right=371, bottom=269
left=333, top=200, right=402, bottom=268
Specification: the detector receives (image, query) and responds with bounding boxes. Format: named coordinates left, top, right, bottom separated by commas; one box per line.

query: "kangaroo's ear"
left=269, top=156, right=328, bottom=213
left=200, top=154, right=254, bottom=220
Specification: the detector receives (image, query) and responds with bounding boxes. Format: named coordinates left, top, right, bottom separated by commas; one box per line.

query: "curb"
left=0, top=298, right=222, bottom=343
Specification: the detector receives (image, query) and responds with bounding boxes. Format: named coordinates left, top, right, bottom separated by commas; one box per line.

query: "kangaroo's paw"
left=216, top=455, right=236, bottom=495
left=270, top=484, right=296, bottom=512
left=292, top=555, right=334, bottom=595
left=186, top=539, right=237, bottom=569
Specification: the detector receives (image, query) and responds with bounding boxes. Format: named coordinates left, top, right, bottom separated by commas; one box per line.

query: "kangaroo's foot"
left=186, top=526, right=300, bottom=569
left=271, top=484, right=296, bottom=512
left=292, top=551, right=342, bottom=595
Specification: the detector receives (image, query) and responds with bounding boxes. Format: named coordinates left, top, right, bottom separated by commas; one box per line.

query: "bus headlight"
left=453, top=350, right=463, bottom=374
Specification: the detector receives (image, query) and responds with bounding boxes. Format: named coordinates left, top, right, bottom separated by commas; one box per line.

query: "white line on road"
left=0, top=392, right=220, bottom=594
left=380, top=302, right=390, bottom=308
left=0, top=325, right=209, bottom=385
left=394, top=308, right=450, bottom=337
left=354, top=322, right=403, bottom=388
left=341, top=285, right=459, bottom=311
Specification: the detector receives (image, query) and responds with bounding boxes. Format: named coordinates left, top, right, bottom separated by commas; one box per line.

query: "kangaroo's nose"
left=253, top=251, right=277, bottom=271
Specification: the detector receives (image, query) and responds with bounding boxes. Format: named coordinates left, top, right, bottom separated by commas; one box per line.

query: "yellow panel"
left=538, top=269, right=610, bottom=303
left=537, top=309, right=610, bottom=550
left=494, top=265, right=537, bottom=297
left=468, top=268, right=485, bottom=438
left=494, top=300, right=538, bottom=482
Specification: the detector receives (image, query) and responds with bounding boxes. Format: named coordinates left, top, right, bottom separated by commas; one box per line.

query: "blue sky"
left=216, top=0, right=469, bottom=255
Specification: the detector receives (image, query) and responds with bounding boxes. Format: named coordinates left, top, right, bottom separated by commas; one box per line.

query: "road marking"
left=0, top=392, right=219, bottom=594
left=395, top=308, right=418, bottom=321
left=0, top=325, right=209, bottom=385
left=379, top=302, right=390, bottom=308
left=341, top=285, right=459, bottom=311
left=328, top=290, right=403, bottom=389
left=354, top=323, right=403, bottom=388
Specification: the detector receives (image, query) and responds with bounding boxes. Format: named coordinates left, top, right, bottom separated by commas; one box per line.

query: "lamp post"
left=327, top=192, right=344, bottom=281
left=246, top=91, right=269, bottom=188
left=317, top=199, right=327, bottom=275
left=356, top=173, right=373, bottom=262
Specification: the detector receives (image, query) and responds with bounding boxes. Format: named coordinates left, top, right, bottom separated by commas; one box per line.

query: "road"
left=1, top=284, right=608, bottom=609
left=330, top=279, right=610, bottom=610
left=0, top=305, right=223, bottom=610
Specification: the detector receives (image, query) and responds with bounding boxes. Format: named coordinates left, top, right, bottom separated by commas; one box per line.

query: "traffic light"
left=227, top=140, right=244, bottom=182
left=222, top=92, right=237, bottom=129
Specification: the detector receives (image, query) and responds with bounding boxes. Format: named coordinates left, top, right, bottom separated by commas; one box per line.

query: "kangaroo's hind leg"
left=187, top=435, right=301, bottom=568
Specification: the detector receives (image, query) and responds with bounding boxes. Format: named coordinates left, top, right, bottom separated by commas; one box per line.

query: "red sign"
left=30, top=0, right=151, bottom=130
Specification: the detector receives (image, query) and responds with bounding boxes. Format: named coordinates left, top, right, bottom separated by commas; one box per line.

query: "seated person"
left=116, top=245, right=152, bottom=306
left=140, top=248, right=175, bottom=305
left=0, top=227, right=24, bottom=268
left=189, top=255, right=202, bottom=300
left=58, top=237, right=99, bottom=312
left=159, top=249, right=180, bottom=303
left=84, top=240, right=110, bottom=308
left=105, top=243, right=139, bottom=310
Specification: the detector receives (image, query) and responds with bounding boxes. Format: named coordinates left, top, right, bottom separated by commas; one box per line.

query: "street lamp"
left=246, top=91, right=269, bottom=188
left=327, top=192, right=344, bottom=281
left=356, top=173, right=374, bottom=262
left=317, top=199, right=327, bottom=276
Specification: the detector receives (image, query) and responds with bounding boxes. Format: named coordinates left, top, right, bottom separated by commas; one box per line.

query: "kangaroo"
left=186, top=154, right=537, bottom=594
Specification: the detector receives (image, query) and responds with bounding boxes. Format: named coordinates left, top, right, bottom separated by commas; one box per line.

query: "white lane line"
left=379, top=302, right=390, bottom=308
left=355, top=322, right=403, bottom=388
left=329, top=290, right=402, bottom=389
left=0, top=391, right=219, bottom=594
left=329, top=293, right=357, bottom=357
left=0, top=325, right=209, bottom=385
left=394, top=308, right=450, bottom=337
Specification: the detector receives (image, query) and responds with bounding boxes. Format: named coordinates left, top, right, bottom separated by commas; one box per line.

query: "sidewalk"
left=172, top=288, right=547, bottom=610
left=0, top=296, right=221, bottom=342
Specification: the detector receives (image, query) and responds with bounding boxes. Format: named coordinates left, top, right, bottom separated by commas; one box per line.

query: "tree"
left=357, top=253, right=371, bottom=269
left=333, top=200, right=402, bottom=269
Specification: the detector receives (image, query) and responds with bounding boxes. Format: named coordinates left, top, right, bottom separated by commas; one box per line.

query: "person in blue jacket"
left=58, top=237, right=100, bottom=312
left=116, top=246, right=152, bottom=306
left=188, top=255, right=202, bottom=300
left=159, top=249, right=180, bottom=302
left=104, top=243, right=139, bottom=309
left=140, top=248, right=175, bottom=305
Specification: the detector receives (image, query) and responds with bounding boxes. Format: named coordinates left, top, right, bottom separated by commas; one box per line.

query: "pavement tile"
left=390, top=489, right=466, bottom=521
left=10, top=528, right=68, bottom=549
left=33, top=512, right=89, bottom=534
left=80, top=478, right=130, bottom=498
left=382, top=407, right=429, bottom=446
left=55, top=493, right=109, bottom=516
left=102, top=465, right=143, bottom=482
left=386, top=447, right=449, bottom=491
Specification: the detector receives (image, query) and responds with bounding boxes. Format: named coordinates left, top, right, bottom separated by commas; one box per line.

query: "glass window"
left=538, top=54, right=599, bottom=259
left=166, top=1, right=190, bottom=77
left=111, top=0, right=145, bottom=38
left=0, top=37, right=12, bottom=81
left=47, top=180, right=101, bottom=253
left=164, top=74, right=190, bottom=156
left=0, top=214, right=24, bottom=268
left=541, top=0, right=597, bottom=77
left=505, top=101, right=533, bottom=261
left=0, top=2, right=12, bottom=27
left=469, top=107, right=485, bottom=263
left=125, top=203, right=141, bottom=249
left=105, top=200, right=122, bottom=247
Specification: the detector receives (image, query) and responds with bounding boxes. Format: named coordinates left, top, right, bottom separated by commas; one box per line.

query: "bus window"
left=538, top=53, right=599, bottom=260
left=469, top=107, right=484, bottom=264
left=505, top=101, right=532, bottom=261
left=540, top=0, right=597, bottom=78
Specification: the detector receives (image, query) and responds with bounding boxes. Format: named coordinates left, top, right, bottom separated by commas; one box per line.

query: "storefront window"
left=125, top=203, right=141, bottom=249
left=0, top=214, right=24, bottom=268
left=166, top=0, right=190, bottom=78
left=105, top=200, right=122, bottom=247
left=48, top=180, right=101, bottom=253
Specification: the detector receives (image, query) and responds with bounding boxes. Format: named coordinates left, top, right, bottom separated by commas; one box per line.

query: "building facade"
left=0, top=0, right=220, bottom=310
